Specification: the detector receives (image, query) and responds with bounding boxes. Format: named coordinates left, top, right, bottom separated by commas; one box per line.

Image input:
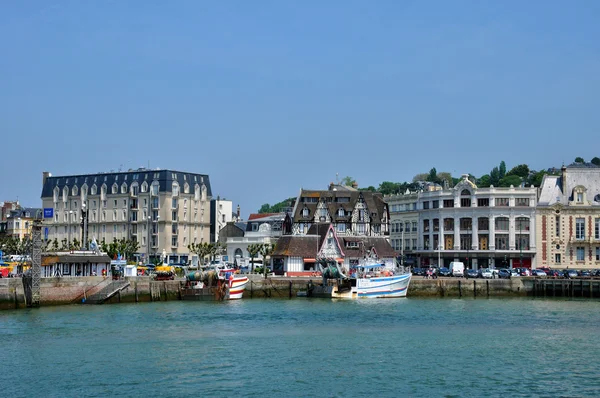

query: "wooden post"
left=458, top=280, right=462, bottom=298
left=289, top=281, right=292, bottom=299
left=486, top=280, right=489, bottom=297
left=251, top=280, right=253, bottom=298
left=135, top=282, right=139, bottom=303
left=473, top=280, right=476, bottom=298
left=150, top=282, right=153, bottom=302
left=553, top=280, right=556, bottom=297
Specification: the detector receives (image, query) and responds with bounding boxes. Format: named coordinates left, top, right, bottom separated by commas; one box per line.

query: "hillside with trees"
left=255, top=157, right=597, bottom=212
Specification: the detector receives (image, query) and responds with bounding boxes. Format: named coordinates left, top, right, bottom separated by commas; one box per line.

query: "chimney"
left=236, top=204, right=240, bottom=219
left=561, top=165, right=567, bottom=193
left=42, top=171, right=51, bottom=186
left=329, top=182, right=334, bottom=190
left=352, top=181, right=358, bottom=189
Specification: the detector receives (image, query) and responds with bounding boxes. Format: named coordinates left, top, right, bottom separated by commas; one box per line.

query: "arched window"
left=63, top=186, right=69, bottom=202
left=72, top=185, right=78, bottom=196
left=201, top=184, right=207, bottom=201
left=172, top=182, right=179, bottom=197
left=121, top=182, right=127, bottom=194
left=141, top=181, right=148, bottom=193
left=91, top=184, right=97, bottom=195
left=194, top=184, right=200, bottom=201
left=184, top=182, right=190, bottom=194
left=101, top=184, right=107, bottom=201
left=112, top=183, right=118, bottom=194
left=53, top=187, right=59, bottom=202
left=234, top=248, right=243, bottom=258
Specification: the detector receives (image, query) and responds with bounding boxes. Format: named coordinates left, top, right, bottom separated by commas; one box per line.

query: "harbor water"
left=1, top=298, right=599, bottom=397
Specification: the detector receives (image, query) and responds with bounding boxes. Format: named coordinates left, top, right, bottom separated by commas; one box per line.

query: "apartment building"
left=385, top=191, right=419, bottom=266
left=40, top=169, right=212, bottom=264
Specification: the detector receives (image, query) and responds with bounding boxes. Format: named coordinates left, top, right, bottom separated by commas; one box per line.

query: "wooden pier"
left=531, top=278, right=600, bottom=298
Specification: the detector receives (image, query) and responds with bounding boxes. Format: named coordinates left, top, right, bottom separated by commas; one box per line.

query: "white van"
left=450, top=262, right=465, bottom=277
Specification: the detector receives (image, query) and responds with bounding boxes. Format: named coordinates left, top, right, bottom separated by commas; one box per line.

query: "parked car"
left=465, top=269, right=478, bottom=278
left=412, top=267, right=424, bottom=276
left=531, top=269, right=547, bottom=277
left=498, top=269, right=512, bottom=279
left=438, top=267, right=451, bottom=277
left=579, top=270, right=591, bottom=277
left=510, top=269, right=520, bottom=277
left=478, top=268, right=494, bottom=279
left=517, top=268, right=531, bottom=276
left=563, top=269, right=579, bottom=279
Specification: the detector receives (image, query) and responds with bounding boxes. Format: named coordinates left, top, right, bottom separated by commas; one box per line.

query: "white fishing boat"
left=308, top=260, right=411, bottom=299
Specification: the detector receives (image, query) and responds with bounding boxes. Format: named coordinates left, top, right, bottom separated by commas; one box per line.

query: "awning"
left=303, top=258, right=316, bottom=262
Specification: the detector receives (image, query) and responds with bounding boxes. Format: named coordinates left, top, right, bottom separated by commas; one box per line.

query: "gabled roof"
left=293, top=189, right=388, bottom=223
left=248, top=213, right=279, bottom=221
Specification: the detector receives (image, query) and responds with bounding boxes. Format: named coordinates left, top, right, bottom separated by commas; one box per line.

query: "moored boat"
left=181, top=266, right=248, bottom=301
left=308, top=260, right=411, bottom=299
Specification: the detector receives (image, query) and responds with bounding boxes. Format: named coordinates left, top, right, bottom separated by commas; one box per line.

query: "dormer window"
left=302, top=208, right=309, bottom=218
left=577, top=192, right=583, bottom=203
left=338, top=208, right=344, bottom=217
left=112, top=183, right=118, bottom=194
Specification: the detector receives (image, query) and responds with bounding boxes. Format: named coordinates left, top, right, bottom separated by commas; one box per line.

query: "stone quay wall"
left=0, top=276, right=535, bottom=310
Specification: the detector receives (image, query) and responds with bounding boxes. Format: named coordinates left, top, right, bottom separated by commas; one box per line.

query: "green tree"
left=506, top=164, right=530, bottom=178
left=188, top=242, right=214, bottom=267
left=499, top=161, right=507, bottom=179
left=412, top=173, right=429, bottom=182
left=490, top=167, right=500, bottom=186
left=575, top=157, right=585, bottom=163
left=51, top=238, right=59, bottom=252
left=437, top=172, right=453, bottom=188
left=378, top=181, right=400, bottom=195
left=591, top=157, right=600, bottom=166
left=499, top=175, right=522, bottom=187
left=72, top=238, right=80, bottom=250
left=258, top=203, right=271, bottom=214
left=259, top=243, right=276, bottom=278
left=340, top=176, right=356, bottom=186
left=247, top=243, right=263, bottom=274
left=478, top=175, right=491, bottom=188
left=359, top=186, right=377, bottom=192
left=528, top=171, right=547, bottom=187
left=427, top=168, right=440, bottom=184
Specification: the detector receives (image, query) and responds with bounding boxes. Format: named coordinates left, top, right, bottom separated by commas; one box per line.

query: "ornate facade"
left=416, top=174, right=537, bottom=269
left=536, top=164, right=600, bottom=270
left=291, top=183, right=389, bottom=237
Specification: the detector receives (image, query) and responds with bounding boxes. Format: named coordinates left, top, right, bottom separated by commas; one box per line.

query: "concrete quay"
left=2, top=275, right=598, bottom=310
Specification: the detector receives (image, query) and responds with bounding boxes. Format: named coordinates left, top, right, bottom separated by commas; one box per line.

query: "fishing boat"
left=308, top=259, right=411, bottom=299
left=181, top=265, right=249, bottom=301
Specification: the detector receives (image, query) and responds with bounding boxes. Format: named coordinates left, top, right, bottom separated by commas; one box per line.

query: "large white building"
left=386, top=191, right=420, bottom=266
left=415, top=174, right=538, bottom=269
left=40, top=169, right=212, bottom=265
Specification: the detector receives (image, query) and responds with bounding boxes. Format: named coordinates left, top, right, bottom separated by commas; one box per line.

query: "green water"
left=1, top=298, right=599, bottom=397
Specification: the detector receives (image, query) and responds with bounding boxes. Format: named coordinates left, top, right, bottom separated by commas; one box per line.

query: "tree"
left=477, top=175, right=491, bottom=188
left=437, top=172, right=453, bottom=188
left=340, top=176, right=356, bottom=186
left=591, top=157, right=600, bottom=166
left=258, top=203, right=271, bottom=214
left=575, top=157, right=585, bottom=163
left=412, top=173, right=429, bottom=182
left=427, top=168, right=440, bottom=184
left=259, top=243, right=276, bottom=278
left=499, top=161, right=507, bottom=179
left=50, top=238, right=59, bottom=252
left=528, top=171, right=547, bottom=187
left=378, top=181, right=400, bottom=195
left=506, top=164, right=530, bottom=178
left=359, top=186, right=376, bottom=192
left=499, top=175, right=522, bottom=187
left=247, top=243, right=263, bottom=274
left=490, top=167, right=500, bottom=186
left=188, top=242, right=214, bottom=267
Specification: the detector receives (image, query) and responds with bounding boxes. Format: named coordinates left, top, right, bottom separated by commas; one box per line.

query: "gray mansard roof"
left=538, top=164, right=600, bottom=206
left=41, top=169, right=212, bottom=198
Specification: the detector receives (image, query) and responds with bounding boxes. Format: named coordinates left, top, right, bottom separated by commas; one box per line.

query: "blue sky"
left=1, top=1, right=599, bottom=217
